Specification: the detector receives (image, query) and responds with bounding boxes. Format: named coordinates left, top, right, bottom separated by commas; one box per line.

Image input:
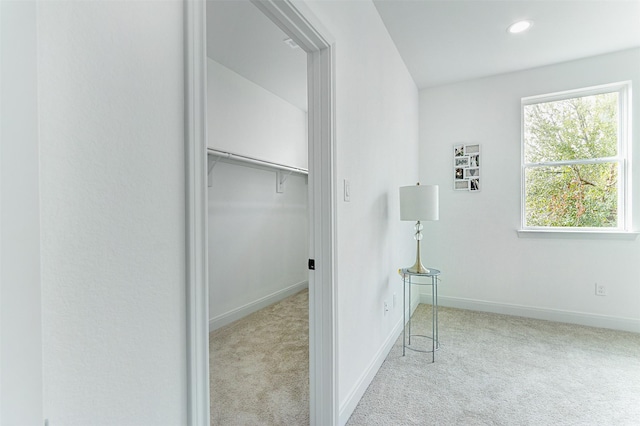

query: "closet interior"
left=205, top=0, right=310, bottom=423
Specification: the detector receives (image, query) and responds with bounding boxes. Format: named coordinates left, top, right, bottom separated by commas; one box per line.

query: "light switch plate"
left=344, top=179, right=351, bottom=202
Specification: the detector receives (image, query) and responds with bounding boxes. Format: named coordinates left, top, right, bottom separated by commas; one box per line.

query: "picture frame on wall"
left=463, top=167, right=479, bottom=179
left=453, top=144, right=481, bottom=191
left=454, top=156, right=470, bottom=167
left=465, top=144, right=480, bottom=154
left=454, top=180, right=470, bottom=190
left=470, top=178, right=480, bottom=191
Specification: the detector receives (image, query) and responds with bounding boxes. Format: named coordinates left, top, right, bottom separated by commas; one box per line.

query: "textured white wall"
left=207, top=58, right=308, bottom=170
left=302, top=1, right=420, bottom=421
left=0, top=1, right=43, bottom=424
left=38, top=1, right=187, bottom=424
left=420, top=49, right=640, bottom=332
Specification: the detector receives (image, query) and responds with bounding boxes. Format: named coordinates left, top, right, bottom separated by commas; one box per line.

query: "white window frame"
left=520, top=81, right=632, bottom=234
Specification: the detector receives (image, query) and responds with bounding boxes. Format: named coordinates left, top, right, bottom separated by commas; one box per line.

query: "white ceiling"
left=206, top=0, right=640, bottom=108
left=373, top=0, right=640, bottom=88
left=206, top=0, right=308, bottom=111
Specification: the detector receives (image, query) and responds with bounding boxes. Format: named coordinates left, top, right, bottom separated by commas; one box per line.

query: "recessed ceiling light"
left=507, top=20, right=533, bottom=34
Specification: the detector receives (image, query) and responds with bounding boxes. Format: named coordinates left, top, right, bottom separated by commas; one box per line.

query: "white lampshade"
left=399, top=184, right=439, bottom=221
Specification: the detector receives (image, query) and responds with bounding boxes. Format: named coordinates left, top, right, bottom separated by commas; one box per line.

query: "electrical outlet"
left=595, top=283, right=607, bottom=296
left=384, top=301, right=389, bottom=315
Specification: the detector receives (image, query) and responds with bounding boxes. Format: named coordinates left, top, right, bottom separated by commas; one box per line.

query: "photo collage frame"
left=453, top=144, right=481, bottom=191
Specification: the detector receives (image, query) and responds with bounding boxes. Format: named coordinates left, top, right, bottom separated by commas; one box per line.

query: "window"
left=521, top=82, right=630, bottom=231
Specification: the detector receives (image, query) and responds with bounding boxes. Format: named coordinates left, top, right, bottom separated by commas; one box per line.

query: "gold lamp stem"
left=408, top=220, right=429, bottom=274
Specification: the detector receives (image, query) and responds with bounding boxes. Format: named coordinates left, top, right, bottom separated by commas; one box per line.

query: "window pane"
left=525, top=163, right=618, bottom=227
left=524, top=92, right=618, bottom=163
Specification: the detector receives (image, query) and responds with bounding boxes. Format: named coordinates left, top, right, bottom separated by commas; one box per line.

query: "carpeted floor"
left=347, top=304, right=640, bottom=425
left=210, top=292, right=640, bottom=426
left=209, top=289, right=309, bottom=426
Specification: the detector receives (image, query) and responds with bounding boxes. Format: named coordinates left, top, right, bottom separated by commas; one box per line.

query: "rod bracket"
left=207, top=155, right=219, bottom=187
left=276, top=170, right=293, bottom=193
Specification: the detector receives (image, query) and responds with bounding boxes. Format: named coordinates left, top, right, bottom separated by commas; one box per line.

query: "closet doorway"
left=203, top=1, right=333, bottom=424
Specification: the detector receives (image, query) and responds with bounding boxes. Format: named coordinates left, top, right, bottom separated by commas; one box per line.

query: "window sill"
left=516, top=229, right=640, bottom=240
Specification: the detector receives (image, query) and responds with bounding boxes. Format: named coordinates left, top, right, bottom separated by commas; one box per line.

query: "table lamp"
left=399, top=183, right=439, bottom=274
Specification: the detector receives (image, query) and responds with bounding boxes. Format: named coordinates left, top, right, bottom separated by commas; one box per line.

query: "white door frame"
left=184, top=1, right=337, bottom=424
left=184, top=1, right=209, bottom=424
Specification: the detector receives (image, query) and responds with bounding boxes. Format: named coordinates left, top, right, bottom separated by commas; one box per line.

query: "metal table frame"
left=401, top=267, right=441, bottom=362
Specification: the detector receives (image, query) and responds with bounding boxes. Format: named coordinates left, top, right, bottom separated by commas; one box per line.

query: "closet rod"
left=207, top=148, right=308, bottom=175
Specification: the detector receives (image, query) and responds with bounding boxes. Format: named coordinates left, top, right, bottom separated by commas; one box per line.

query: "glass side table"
left=401, top=267, right=441, bottom=363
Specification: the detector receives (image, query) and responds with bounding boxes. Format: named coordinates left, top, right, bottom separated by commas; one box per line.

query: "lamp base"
left=406, top=260, right=430, bottom=275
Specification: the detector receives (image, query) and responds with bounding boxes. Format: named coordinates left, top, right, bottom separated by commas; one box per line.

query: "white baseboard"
left=338, top=297, right=420, bottom=426
left=419, top=294, right=640, bottom=333
left=209, top=281, right=308, bottom=332
left=338, top=314, right=404, bottom=426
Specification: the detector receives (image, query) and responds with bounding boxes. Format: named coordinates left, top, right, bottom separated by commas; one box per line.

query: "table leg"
left=435, top=276, right=439, bottom=350
left=408, top=276, right=412, bottom=346
left=402, top=275, right=406, bottom=356
left=431, top=276, right=435, bottom=363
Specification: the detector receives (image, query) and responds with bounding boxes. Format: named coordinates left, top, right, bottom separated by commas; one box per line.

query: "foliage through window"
left=521, top=83, right=629, bottom=230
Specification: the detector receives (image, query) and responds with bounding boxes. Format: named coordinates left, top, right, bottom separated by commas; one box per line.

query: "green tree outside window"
left=522, top=87, right=627, bottom=229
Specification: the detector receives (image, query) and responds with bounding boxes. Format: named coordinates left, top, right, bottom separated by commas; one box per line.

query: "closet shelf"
left=207, top=148, right=308, bottom=175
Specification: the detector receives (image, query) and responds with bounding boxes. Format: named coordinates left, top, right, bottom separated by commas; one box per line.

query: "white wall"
left=0, top=1, right=43, bottom=424
left=419, top=48, right=640, bottom=332
left=207, top=162, right=308, bottom=330
left=1, top=1, right=422, bottom=424
left=207, top=58, right=308, bottom=170
left=207, top=58, right=309, bottom=330
left=302, top=1, right=420, bottom=423
left=38, top=1, right=187, bottom=424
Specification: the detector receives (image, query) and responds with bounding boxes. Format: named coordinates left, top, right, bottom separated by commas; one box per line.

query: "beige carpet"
left=209, top=289, right=309, bottom=426
left=210, top=293, right=640, bottom=425
left=347, top=304, right=640, bottom=425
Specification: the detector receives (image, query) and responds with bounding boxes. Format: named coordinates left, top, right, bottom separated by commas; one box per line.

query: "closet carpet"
left=209, top=289, right=309, bottom=426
